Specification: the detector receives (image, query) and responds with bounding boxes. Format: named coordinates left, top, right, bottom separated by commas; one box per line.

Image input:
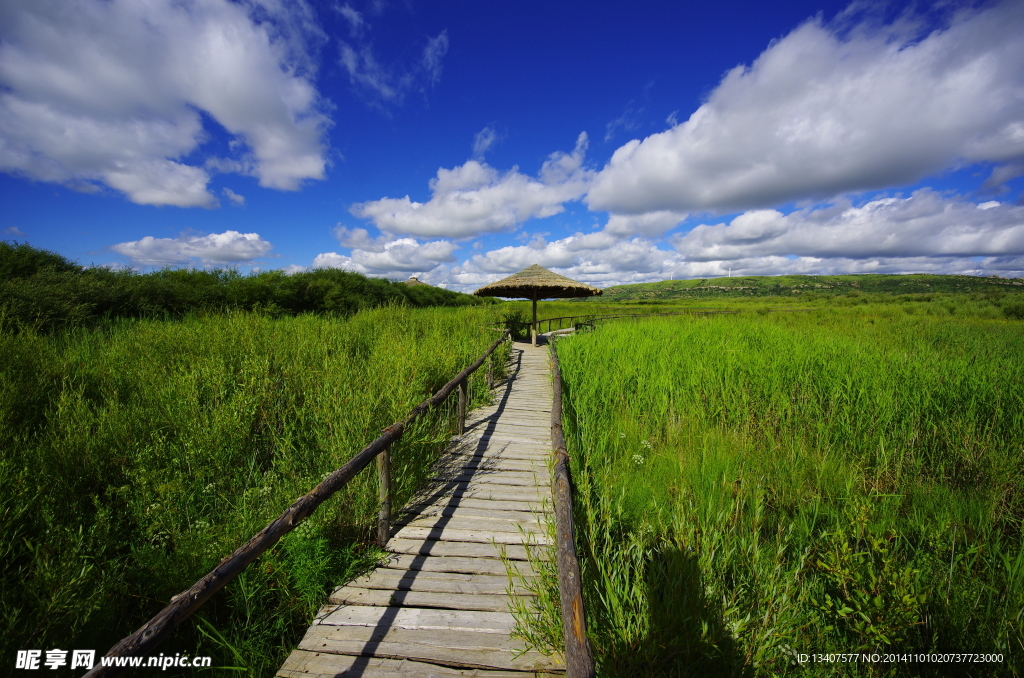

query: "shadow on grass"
left=595, top=543, right=744, bottom=678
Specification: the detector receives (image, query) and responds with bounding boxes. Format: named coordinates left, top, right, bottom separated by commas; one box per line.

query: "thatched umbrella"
left=473, top=264, right=602, bottom=346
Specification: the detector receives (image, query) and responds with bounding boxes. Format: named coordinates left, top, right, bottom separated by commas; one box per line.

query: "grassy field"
left=1, top=306, right=506, bottom=675
left=517, top=300, right=1024, bottom=676
left=591, top=273, right=1024, bottom=302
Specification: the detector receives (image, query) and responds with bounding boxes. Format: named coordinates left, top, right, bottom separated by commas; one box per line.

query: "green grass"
left=593, top=273, right=1024, bottom=301
left=1, top=306, right=507, bottom=675
left=519, top=306, right=1024, bottom=676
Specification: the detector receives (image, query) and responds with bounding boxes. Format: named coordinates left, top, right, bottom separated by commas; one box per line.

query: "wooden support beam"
left=377, top=445, right=391, bottom=547
left=457, top=378, right=467, bottom=434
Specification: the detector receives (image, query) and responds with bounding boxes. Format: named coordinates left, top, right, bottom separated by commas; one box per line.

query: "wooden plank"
left=400, top=505, right=545, bottom=524
left=317, top=606, right=516, bottom=634
left=421, top=483, right=546, bottom=501
left=437, top=472, right=543, bottom=487
left=401, top=514, right=546, bottom=533
left=401, top=497, right=549, bottom=516
left=346, top=570, right=535, bottom=596
left=297, top=625, right=560, bottom=672
left=278, top=649, right=551, bottom=678
left=386, top=538, right=537, bottom=561
left=380, top=554, right=534, bottom=577
left=328, top=586, right=512, bottom=612
left=393, top=526, right=551, bottom=546
left=439, top=448, right=549, bottom=462
left=448, top=459, right=548, bottom=473
left=460, top=432, right=550, bottom=445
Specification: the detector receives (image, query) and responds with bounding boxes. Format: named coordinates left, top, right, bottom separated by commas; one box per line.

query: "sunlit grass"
left=523, top=308, right=1024, bottom=676
left=0, top=306, right=506, bottom=675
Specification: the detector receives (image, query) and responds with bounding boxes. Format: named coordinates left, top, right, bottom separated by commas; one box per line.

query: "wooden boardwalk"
left=278, top=341, right=562, bottom=677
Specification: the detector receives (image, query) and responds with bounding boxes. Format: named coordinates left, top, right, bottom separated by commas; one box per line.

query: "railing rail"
left=549, top=338, right=595, bottom=677
left=536, top=309, right=740, bottom=334
left=84, top=330, right=511, bottom=678
left=487, top=309, right=744, bottom=336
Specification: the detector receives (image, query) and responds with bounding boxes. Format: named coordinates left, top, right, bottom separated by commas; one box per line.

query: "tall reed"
left=529, top=311, right=1024, bottom=676
left=1, top=306, right=504, bottom=674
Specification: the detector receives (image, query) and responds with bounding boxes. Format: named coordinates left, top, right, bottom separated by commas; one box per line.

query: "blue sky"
left=2, top=0, right=1024, bottom=290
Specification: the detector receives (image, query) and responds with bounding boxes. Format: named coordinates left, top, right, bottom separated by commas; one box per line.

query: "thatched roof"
left=404, top=276, right=430, bottom=287
left=472, top=264, right=602, bottom=300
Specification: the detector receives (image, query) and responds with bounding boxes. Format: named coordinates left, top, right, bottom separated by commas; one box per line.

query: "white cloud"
left=112, top=230, right=273, bottom=267
left=353, top=133, right=593, bottom=238
left=313, top=237, right=458, bottom=277
left=222, top=188, right=246, bottom=206
left=472, top=127, right=498, bottom=159
left=671, top=190, right=1024, bottom=262
left=430, top=190, right=1024, bottom=291
left=0, top=0, right=329, bottom=207
left=339, top=29, right=448, bottom=106
left=336, top=4, right=366, bottom=37
left=447, top=232, right=671, bottom=293
left=587, top=2, right=1024, bottom=214
left=3, top=226, right=25, bottom=237
left=604, top=211, right=687, bottom=238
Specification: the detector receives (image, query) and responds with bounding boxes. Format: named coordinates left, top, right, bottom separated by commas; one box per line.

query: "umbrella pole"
left=532, top=298, right=537, bottom=347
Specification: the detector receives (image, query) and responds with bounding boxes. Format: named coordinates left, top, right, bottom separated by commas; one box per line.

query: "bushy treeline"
left=1, top=241, right=491, bottom=332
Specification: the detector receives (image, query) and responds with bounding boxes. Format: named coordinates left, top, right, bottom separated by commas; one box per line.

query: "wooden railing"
left=549, top=338, right=596, bottom=677
left=84, top=330, right=511, bottom=677
left=536, top=309, right=740, bottom=333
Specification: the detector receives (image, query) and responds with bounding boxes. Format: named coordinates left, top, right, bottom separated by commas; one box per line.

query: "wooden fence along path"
left=278, top=341, right=564, bottom=677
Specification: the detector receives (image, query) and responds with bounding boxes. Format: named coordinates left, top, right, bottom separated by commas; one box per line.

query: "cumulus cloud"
left=432, top=190, right=1024, bottom=291
left=353, top=133, right=593, bottom=238
left=112, top=230, right=273, bottom=267
left=446, top=231, right=671, bottom=292
left=672, top=190, right=1024, bottom=262
left=0, top=0, right=329, bottom=207
left=604, top=211, right=687, bottom=238
left=588, top=2, right=1024, bottom=214
left=313, top=237, right=458, bottom=277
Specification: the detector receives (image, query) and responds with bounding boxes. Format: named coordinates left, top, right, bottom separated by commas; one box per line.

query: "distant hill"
left=591, top=274, right=1024, bottom=301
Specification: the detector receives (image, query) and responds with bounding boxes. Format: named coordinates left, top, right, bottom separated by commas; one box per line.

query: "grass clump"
left=524, top=310, right=1024, bottom=676
left=1, top=306, right=505, bottom=675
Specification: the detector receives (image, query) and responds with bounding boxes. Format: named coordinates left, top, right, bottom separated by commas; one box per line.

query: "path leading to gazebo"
left=277, top=340, right=563, bottom=677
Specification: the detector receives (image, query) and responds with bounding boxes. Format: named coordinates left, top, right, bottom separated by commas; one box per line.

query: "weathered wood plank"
left=380, top=554, right=534, bottom=577
left=317, top=606, right=516, bottom=634
left=400, top=505, right=545, bottom=524
left=278, top=650, right=550, bottom=678
left=393, top=526, right=551, bottom=545
left=385, top=538, right=538, bottom=561
left=437, top=471, right=543, bottom=487
left=401, top=497, right=549, bottom=517
left=297, top=626, right=559, bottom=672
left=345, top=570, right=535, bottom=596
left=328, top=586, right=513, bottom=612
left=401, top=515, right=546, bottom=535
left=420, top=484, right=546, bottom=503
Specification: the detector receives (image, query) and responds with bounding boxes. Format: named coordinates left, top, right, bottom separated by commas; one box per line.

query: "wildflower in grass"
left=632, top=454, right=644, bottom=466
left=641, top=440, right=651, bottom=449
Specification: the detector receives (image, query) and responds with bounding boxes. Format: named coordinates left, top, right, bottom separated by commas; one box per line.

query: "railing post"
left=549, top=339, right=595, bottom=677
left=377, top=445, right=391, bottom=547
left=457, top=378, right=467, bottom=434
